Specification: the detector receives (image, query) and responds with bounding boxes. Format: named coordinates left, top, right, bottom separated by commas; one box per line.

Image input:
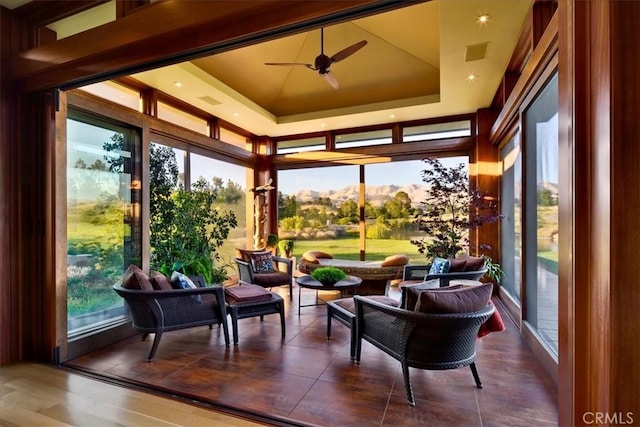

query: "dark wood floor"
left=64, top=285, right=558, bottom=427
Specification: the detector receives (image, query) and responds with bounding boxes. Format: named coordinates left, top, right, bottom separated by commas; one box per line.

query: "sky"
left=277, top=156, right=468, bottom=194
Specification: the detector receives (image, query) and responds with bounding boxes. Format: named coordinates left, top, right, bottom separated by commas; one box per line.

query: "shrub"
left=366, top=222, right=391, bottom=239
left=311, top=266, right=347, bottom=285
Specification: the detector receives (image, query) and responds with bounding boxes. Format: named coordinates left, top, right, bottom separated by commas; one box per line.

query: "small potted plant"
left=311, top=266, right=346, bottom=286
left=278, top=239, right=294, bottom=258
left=266, top=234, right=279, bottom=255
left=482, top=255, right=504, bottom=285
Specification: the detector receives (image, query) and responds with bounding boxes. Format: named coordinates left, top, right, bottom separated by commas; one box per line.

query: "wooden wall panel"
left=559, top=0, right=640, bottom=424
left=0, top=6, right=22, bottom=365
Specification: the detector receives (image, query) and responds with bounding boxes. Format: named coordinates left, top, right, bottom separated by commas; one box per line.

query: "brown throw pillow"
left=447, top=257, right=467, bottom=272
left=380, top=254, right=409, bottom=267
left=302, top=250, right=333, bottom=263
left=121, top=264, right=153, bottom=290
left=414, top=283, right=492, bottom=314
left=463, top=256, right=485, bottom=272
left=149, top=270, right=173, bottom=290
left=405, top=284, right=463, bottom=311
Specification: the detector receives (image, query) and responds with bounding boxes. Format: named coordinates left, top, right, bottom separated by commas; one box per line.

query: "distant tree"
left=337, top=199, right=359, bottom=223
left=279, top=193, right=299, bottom=219
left=537, top=189, right=557, bottom=206
left=74, top=159, right=87, bottom=169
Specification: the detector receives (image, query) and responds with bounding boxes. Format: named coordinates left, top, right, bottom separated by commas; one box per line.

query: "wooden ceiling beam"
left=10, top=0, right=108, bottom=26
left=9, top=0, right=412, bottom=92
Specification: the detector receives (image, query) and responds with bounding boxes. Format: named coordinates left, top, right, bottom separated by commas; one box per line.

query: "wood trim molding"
left=491, top=12, right=558, bottom=143
left=9, top=0, right=407, bottom=92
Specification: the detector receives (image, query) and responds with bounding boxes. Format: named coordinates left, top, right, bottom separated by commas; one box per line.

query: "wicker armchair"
left=234, top=256, right=293, bottom=300
left=353, top=295, right=494, bottom=406
left=113, top=276, right=230, bottom=361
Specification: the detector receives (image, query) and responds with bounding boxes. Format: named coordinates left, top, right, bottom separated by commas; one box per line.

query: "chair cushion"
left=405, top=284, right=463, bottom=311
left=225, top=283, right=272, bottom=303
left=380, top=254, right=409, bottom=267
left=334, top=295, right=399, bottom=314
left=252, top=271, right=291, bottom=286
left=428, top=257, right=450, bottom=275
left=447, top=257, right=467, bottom=272
left=149, top=270, right=173, bottom=290
left=415, top=283, right=493, bottom=314
left=250, top=250, right=276, bottom=273
left=121, top=265, right=153, bottom=290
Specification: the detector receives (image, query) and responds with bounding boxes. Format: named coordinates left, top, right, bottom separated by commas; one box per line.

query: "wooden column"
left=559, top=0, right=640, bottom=424
left=474, top=108, right=500, bottom=262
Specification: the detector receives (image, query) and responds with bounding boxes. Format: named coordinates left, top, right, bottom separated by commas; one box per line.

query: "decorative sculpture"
left=250, top=178, right=274, bottom=249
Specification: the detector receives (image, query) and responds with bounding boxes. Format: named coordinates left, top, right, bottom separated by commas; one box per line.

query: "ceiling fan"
left=265, top=28, right=367, bottom=89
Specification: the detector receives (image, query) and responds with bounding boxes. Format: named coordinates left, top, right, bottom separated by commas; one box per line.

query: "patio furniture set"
left=115, top=250, right=504, bottom=405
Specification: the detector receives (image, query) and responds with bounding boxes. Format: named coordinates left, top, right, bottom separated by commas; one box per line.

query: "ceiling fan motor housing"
left=315, top=54, right=331, bottom=73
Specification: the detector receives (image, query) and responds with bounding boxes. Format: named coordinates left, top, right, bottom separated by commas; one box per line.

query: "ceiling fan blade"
left=330, top=40, right=367, bottom=63
left=265, top=62, right=314, bottom=69
left=322, top=71, right=339, bottom=89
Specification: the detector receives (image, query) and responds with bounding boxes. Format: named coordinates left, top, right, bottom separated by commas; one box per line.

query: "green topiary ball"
left=311, top=266, right=347, bottom=286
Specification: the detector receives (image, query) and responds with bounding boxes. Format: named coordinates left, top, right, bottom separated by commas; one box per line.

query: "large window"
left=524, top=72, right=558, bottom=356
left=500, top=133, right=522, bottom=303
left=278, top=157, right=467, bottom=262
left=190, top=153, right=249, bottom=271
left=278, top=165, right=360, bottom=258
left=67, top=113, right=141, bottom=337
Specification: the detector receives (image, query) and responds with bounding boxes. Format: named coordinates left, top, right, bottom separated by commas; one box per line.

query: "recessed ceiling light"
left=466, top=73, right=478, bottom=82
left=320, top=122, right=326, bottom=128
left=233, top=112, right=239, bottom=117
left=389, top=114, right=396, bottom=119
left=477, top=14, right=490, bottom=24
left=173, top=81, right=183, bottom=88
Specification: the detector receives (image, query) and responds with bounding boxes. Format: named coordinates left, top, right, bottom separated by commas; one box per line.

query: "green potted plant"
left=149, top=144, right=237, bottom=285
left=482, top=255, right=504, bottom=285
left=311, top=266, right=346, bottom=286
left=266, top=234, right=279, bottom=255
left=278, top=239, right=294, bottom=258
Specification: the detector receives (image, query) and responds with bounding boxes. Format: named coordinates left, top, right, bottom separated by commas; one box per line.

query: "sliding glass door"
left=524, top=73, right=559, bottom=356
left=66, top=112, right=141, bottom=338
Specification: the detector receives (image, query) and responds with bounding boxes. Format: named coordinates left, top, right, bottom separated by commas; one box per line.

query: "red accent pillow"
left=478, top=301, right=506, bottom=337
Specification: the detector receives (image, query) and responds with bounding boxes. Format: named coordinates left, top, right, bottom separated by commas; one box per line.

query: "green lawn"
left=291, top=238, right=426, bottom=264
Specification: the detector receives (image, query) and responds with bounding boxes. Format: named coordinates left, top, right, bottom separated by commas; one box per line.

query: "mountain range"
left=290, top=183, right=428, bottom=207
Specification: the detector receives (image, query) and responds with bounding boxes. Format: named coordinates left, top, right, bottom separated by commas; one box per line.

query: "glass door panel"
left=278, top=166, right=359, bottom=259
left=524, top=72, right=559, bottom=356
left=67, top=115, right=141, bottom=337
left=500, top=134, right=522, bottom=303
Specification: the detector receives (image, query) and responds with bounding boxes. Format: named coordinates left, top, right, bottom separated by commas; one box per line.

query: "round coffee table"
left=295, top=275, right=362, bottom=315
